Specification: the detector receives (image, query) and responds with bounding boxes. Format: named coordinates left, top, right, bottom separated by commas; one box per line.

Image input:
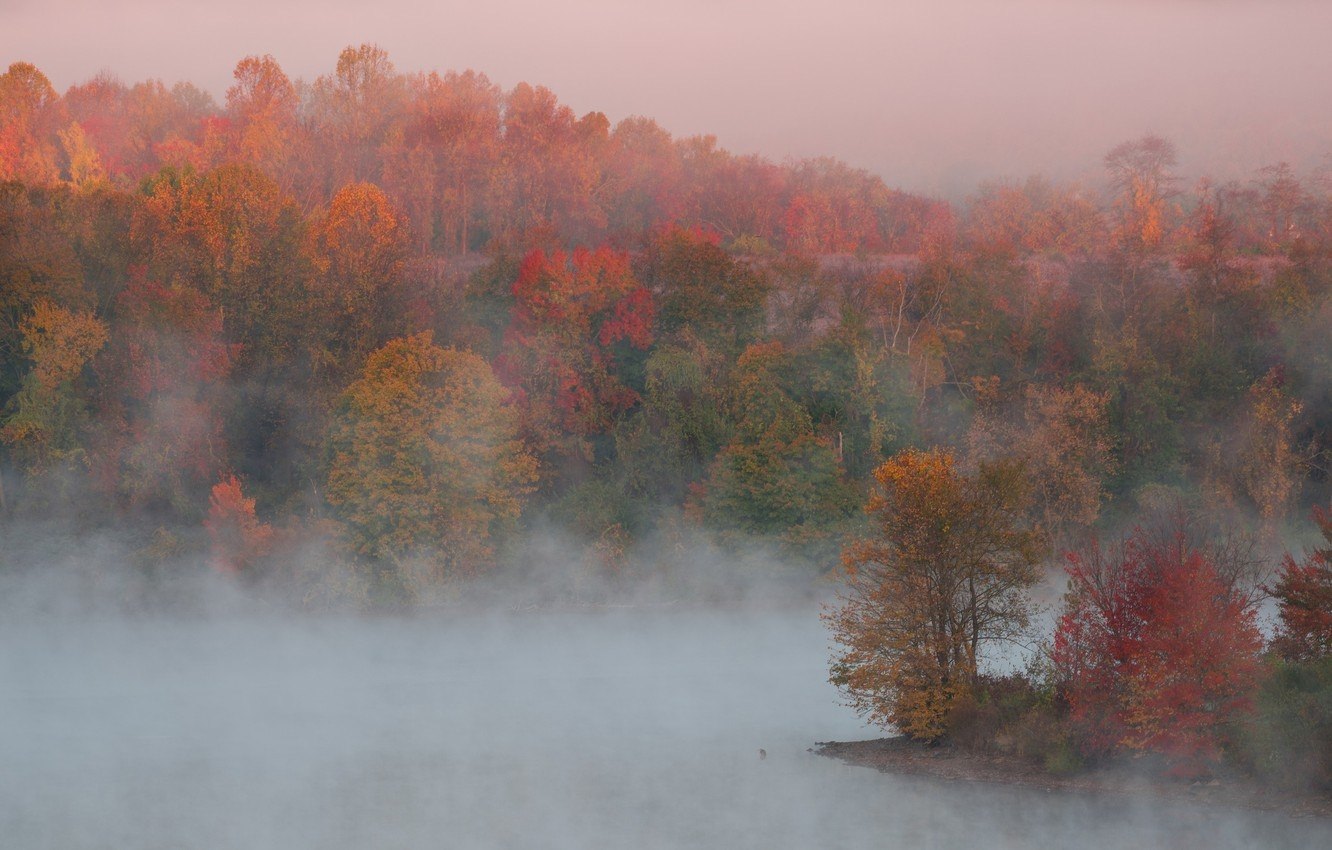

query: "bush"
left=1234, top=657, right=1332, bottom=794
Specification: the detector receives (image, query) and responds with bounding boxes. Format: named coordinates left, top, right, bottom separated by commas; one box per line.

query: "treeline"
left=1, top=50, right=1331, bottom=606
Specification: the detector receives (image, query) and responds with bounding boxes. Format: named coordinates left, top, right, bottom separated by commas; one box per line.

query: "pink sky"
left=4, top=0, right=1331, bottom=195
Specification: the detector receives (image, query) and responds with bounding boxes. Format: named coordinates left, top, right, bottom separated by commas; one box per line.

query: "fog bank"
left=5, top=0, right=1331, bottom=193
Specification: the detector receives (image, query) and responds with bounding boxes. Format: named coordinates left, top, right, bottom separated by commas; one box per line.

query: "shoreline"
left=813, top=737, right=1332, bottom=820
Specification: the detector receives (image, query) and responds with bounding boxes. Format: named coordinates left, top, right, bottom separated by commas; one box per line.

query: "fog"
left=2, top=564, right=1329, bottom=849
left=5, top=0, right=1332, bottom=194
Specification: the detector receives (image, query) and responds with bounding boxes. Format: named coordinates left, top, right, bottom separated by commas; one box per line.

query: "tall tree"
left=0, top=62, right=64, bottom=184
left=385, top=70, right=501, bottom=253
left=497, top=246, right=654, bottom=469
left=324, top=333, right=537, bottom=594
left=225, top=55, right=302, bottom=178
left=826, top=448, right=1044, bottom=740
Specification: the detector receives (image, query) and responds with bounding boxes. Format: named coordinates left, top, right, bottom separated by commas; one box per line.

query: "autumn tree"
left=601, top=116, right=684, bottom=240
left=825, top=448, right=1044, bottom=740
left=1269, top=507, right=1332, bottom=663
left=492, top=82, right=606, bottom=245
left=0, top=300, right=107, bottom=481
left=497, top=246, right=654, bottom=467
left=224, top=55, right=303, bottom=178
left=386, top=70, right=501, bottom=253
left=1053, top=526, right=1263, bottom=774
left=204, top=474, right=273, bottom=575
left=307, top=182, right=412, bottom=389
left=136, top=162, right=309, bottom=361
left=1105, top=134, right=1178, bottom=258
left=0, top=62, right=64, bottom=184
left=324, top=333, right=537, bottom=595
left=308, top=44, right=406, bottom=190
left=967, top=381, right=1115, bottom=548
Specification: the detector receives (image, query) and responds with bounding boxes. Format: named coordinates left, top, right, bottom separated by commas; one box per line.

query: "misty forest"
left=3, top=39, right=1332, bottom=849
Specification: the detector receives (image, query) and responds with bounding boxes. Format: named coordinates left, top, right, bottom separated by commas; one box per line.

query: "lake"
left=3, top=606, right=1328, bottom=849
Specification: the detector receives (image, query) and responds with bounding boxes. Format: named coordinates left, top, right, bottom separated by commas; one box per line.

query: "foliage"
left=825, top=448, right=1045, bottom=740
left=1053, top=528, right=1264, bottom=774
left=1269, top=507, right=1332, bottom=662
left=324, top=332, right=537, bottom=592
left=1234, top=657, right=1332, bottom=793
left=1, top=300, right=107, bottom=474
left=497, top=246, right=654, bottom=466
left=204, top=474, right=273, bottom=574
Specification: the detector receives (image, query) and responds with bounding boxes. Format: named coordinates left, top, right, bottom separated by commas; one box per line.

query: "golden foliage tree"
left=325, top=332, right=537, bottom=593
left=825, top=448, right=1044, bottom=740
left=967, top=381, right=1115, bottom=548
left=0, top=300, right=108, bottom=475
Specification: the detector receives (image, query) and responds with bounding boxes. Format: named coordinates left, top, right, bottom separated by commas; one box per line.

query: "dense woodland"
left=2, top=47, right=1332, bottom=785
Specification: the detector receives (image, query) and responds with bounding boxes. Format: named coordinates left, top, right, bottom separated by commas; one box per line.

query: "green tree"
left=701, top=342, right=855, bottom=560
left=325, top=333, right=537, bottom=595
left=636, top=225, right=769, bottom=353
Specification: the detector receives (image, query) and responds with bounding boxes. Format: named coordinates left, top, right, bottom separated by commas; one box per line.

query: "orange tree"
left=824, top=448, right=1044, bottom=740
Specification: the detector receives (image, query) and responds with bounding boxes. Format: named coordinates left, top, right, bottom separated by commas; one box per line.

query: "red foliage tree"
left=497, top=246, right=654, bottom=463
left=1053, top=528, right=1263, bottom=775
left=1269, top=507, right=1332, bottom=662
left=204, top=474, right=273, bottom=574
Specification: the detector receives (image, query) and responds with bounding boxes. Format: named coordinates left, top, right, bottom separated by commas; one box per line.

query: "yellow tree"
left=825, top=448, right=1044, bottom=740
left=325, top=333, right=537, bottom=595
left=0, top=300, right=107, bottom=476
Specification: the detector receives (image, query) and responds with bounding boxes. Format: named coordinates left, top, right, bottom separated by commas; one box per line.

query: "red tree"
left=204, top=474, right=273, bottom=574
left=1053, top=529, right=1263, bottom=775
left=497, top=246, right=654, bottom=463
left=1269, top=507, right=1332, bottom=662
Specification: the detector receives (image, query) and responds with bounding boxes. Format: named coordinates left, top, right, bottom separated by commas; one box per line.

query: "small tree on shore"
left=1053, top=526, right=1263, bottom=774
left=824, top=448, right=1045, bottom=740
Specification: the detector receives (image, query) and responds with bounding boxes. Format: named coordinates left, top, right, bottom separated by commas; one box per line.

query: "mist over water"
left=4, top=584, right=1329, bottom=849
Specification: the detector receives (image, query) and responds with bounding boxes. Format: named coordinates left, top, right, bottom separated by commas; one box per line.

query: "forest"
left=1, top=46, right=1331, bottom=791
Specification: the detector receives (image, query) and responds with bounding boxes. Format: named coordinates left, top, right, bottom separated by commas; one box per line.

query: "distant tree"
left=1269, top=508, right=1332, bottom=663
left=1053, top=526, right=1263, bottom=774
left=385, top=70, right=501, bottom=253
left=1104, top=134, right=1178, bottom=258
left=325, top=333, right=537, bottom=592
left=497, top=246, right=654, bottom=467
left=825, top=448, right=1044, bottom=740
left=636, top=225, right=769, bottom=353
left=492, top=82, right=605, bottom=244
left=0, top=62, right=64, bottom=184
left=308, top=44, right=405, bottom=189
left=967, top=381, right=1115, bottom=548
left=0, top=300, right=107, bottom=477
left=205, top=474, right=273, bottom=575
left=700, top=342, right=855, bottom=554
left=225, top=55, right=302, bottom=177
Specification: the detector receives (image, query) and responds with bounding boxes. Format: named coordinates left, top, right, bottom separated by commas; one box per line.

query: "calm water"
left=2, top=607, right=1328, bottom=849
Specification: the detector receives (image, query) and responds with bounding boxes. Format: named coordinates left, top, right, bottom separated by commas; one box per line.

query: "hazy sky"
left=5, top=0, right=1332, bottom=194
